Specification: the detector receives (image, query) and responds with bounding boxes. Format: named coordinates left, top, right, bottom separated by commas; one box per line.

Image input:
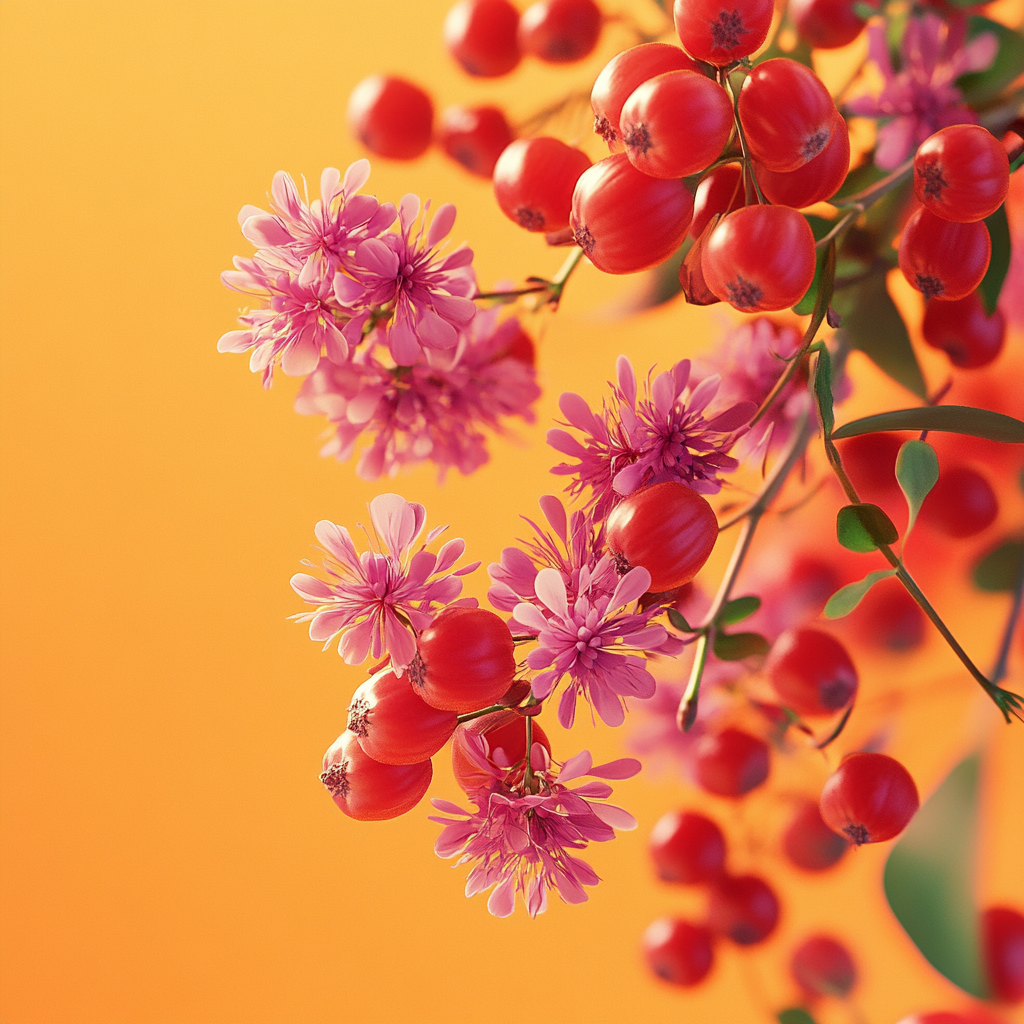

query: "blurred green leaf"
left=833, top=160, right=887, bottom=202
left=667, top=608, right=694, bottom=632
left=814, top=347, right=835, bottom=437
left=979, top=205, right=1010, bottom=315
left=957, top=18, right=1024, bottom=105
left=972, top=539, right=1024, bottom=592
left=717, top=595, right=762, bottom=626
left=833, top=406, right=1024, bottom=443
left=884, top=755, right=988, bottom=998
left=896, top=440, right=940, bottom=533
left=714, top=631, right=771, bottom=660
left=837, top=503, right=899, bottom=552
left=778, top=1010, right=818, bottom=1024
left=824, top=568, right=897, bottom=618
left=793, top=224, right=833, bottom=316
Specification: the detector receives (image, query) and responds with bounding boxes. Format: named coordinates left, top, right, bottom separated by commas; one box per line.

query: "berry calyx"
left=439, top=105, right=515, bottom=177
left=707, top=873, right=780, bottom=944
left=673, top=0, right=774, bottom=65
left=898, top=207, right=991, bottom=301
left=518, top=0, right=602, bottom=64
left=914, top=125, right=1010, bottom=224
left=694, top=727, right=770, bottom=798
left=922, top=291, right=1006, bottom=369
left=783, top=798, right=849, bottom=872
left=493, top=137, right=592, bottom=233
left=982, top=905, right=1024, bottom=1003
left=819, top=752, right=919, bottom=845
left=754, top=116, right=851, bottom=208
left=444, top=0, right=522, bottom=77
left=919, top=464, right=998, bottom=538
left=649, top=810, right=727, bottom=883
left=766, top=627, right=859, bottom=717
left=347, top=76, right=434, bottom=160
left=643, top=918, right=716, bottom=986
left=790, top=934, right=858, bottom=998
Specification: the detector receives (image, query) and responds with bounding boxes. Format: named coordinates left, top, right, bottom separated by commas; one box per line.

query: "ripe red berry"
left=789, top=0, right=876, bottom=48
left=766, top=627, right=859, bottom=717
left=591, top=42, right=701, bottom=148
left=605, top=481, right=718, bottom=592
left=819, top=751, right=919, bottom=845
left=694, top=727, right=770, bottom=798
left=411, top=607, right=516, bottom=713
left=649, top=810, right=727, bottom=883
left=439, top=105, right=515, bottom=177
left=690, top=163, right=746, bottom=238
left=572, top=154, right=694, bottom=274
left=451, top=709, right=552, bottom=792
left=518, top=0, right=602, bottom=63
left=754, top=116, right=851, bottom=208
left=496, top=323, right=537, bottom=364
left=702, top=205, right=817, bottom=312
left=320, top=730, right=432, bottom=821
left=620, top=70, right=734, bottom=178
left=899, top=207, right=991, bottom=301
left=708, top=874, right=780, bottom=944
left=919, top=464, right=998, bottom=538
left=643, top=918, right=716, bottom=986
left=835, top=431, right=904, bottom=507
left=783, top=798, right=849, bottom=871
left=739, top=59, right=840, bottom=172
left=347, top=76, right=434, bottom=160
left=922, top=291, right=1006, bottom=369
left=982, top=905, right=1024, bottom=1003
left=849, top=578, right=926, bottom=653
left=673, top=0, right=774, bottom=64
left=914, top=125, right=1010, bottom=224
left=790, top=934, right=858, bottom=998
left=493, top=136, right=592, bottom=232
left=444, top=0, right=522, bottom=77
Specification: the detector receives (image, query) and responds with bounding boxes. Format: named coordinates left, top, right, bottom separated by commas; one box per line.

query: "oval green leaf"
left=717, top=595, right=762, bottom=626
left=896, top=440, right=940, bottom=534
left=667, top=608, right=694, bottom=632
left=823, top=568, right=897, bottom=618
left=713, top=631, right=771, bottom=661
left=980, top=205, right=1010, bottom=315
left=972, top=538, right=1024, bottom=592
left=832, top=406, right=1024, bottom=443
left=837, top=503, right=899, bottom=552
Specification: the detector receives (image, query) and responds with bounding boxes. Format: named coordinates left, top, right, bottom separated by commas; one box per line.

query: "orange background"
left=1, top=2, right=1022, bottom=1022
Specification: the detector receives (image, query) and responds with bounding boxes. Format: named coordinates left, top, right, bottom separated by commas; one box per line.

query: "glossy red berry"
left=789, top=0, right=875, bottom=48
left=347, top=76, right=434, bottom=160
left=690, top=163, right=746, bottom=238
left=649, top=810, right=727, bottom=883
left=766, top=627, right=859, bottom=717
left=820, top=751, right=920, bottom=845
left=620, top=70, right=734, bottom=178
left=739, top=59, right=840, bottom=172
left=518, top=0, right=602, bottom=63
left=320, top=730, right=432, bottom=821
left=982, top=906, right=1024, bottom=1003
left=790, top=934, right=858, bottom=998
left=835, top=431, right=904, bottom=507
left=643, top=918, right=716, bottom=986
left=444, top=0, right=522, bottom=77
left=411, top=607, right=516, bottom=713
left=783, top=798, right=849, bottom=871
left=914, top=125, right=1010, bottom=223
left=605, top=481, right=718, bottom=592
left=754, top=116, right=851, bottom=208
left=572, top=154, right=694, bottom=274
left=703, top=205, right=817, bottom=312
left=694, top=727, right=770, bottom=798
left=922, top=291, right=1006, bottom=369
left=673, top=0, right=773, bottom=64
left=439, top=105, right=515, bottom=177
left=493, top=136, right=591, bottom=233
left=591, top=42, right=701, bottom=148
left=451, top=709, right=552, bottom=792
left=849, top=578, right=926, bottom=653
left=708, top=874, right=780, bottom=944
left=919, top=464, right=998, bottom=538
left=899, top=207, right=991, bottom=301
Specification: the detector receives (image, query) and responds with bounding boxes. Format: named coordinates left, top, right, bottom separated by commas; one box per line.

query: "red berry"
left=694, top=727, right=770, bottom=798
left=783, top=798, right=849, bottom=871
left=690, top=163, right=746, bottom=238
left=620, top=70, right=734, bottom=178
left=411, top=607, right=516, bottom=713
left=914, top=125, right=1010, bottom=223
left=518, top=0, right=602, bottom=63
left=849, top=577, right=926, bottom=653
left=649, top=810, right=727, bottom=883
left=982, top=905, right=1024, bottom=1003
left=708, top=874, right=780, bottom=944
left=835, top=431, right=904, bottom=506
left=789, top=0, right=875, bottom=48
left=896, top=1015, right=993, bottom=1024
left=493, top=136, right=592, bottom=232
left=496, top=323, right=537, bottom=364
left=673, top=0, right=773, bottom=64
left=702, top=205, right=817, bottom=312
left=766, top=627, right=859, bottom=717
left=451, top=709, right=552, bottom=792
left=899, top=207, right=991, bottom=301
left=439, top=105, right=515, bottom=177
left=919, top=464, right=998, bottom=538
left=922, top=291, right=1006, bottom=369
left=347, top=76, right=434, bottom=160
left=790, top=934, right=858, bottom=998
left=572, top=154, right=694, bottom=273
left=605, top=481, right=718, bottom=592
left=643, top=918, right=716, bottom=985
left=819, top=751, right=919, bottom=845
left=591, top=42, right=701, bottom=148
left=444, top=0, right=522, bottom=77
left=320, top=731, right=432, bottom=821
left=739, top=59, right=840, bottom=172
left=754, top=116, right=851, bottom=207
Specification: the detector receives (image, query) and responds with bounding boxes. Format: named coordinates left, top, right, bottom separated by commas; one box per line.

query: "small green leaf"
left=667, top=608, right=694, bottom=632
left=778, top=1010, right=818, bottom=1024
left=714, top=631, right=771, bottom=660
left=896, top=440, right=940, bottom=534
left=957, top=18, right=1024, bottom=105
left=793, top=221, right=835, bottom=315
left=824, top=568, right=898, bottom=618
left=980, top=205, right=1011, bottom=315
left=852, top=0, right=875, bottom=16
left=837, top=503, right=899, bottom=552
left=813, top=347, right=835, bottom=437
left=972, top=539, right=1024, bottom=592
left=717, top=595, right=762, bottom=626
left=832, top=406, right=1024, bottom=443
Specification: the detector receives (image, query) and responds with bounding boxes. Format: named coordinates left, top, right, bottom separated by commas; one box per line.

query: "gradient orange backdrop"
left=1, top=2, right=1022, bottom=1022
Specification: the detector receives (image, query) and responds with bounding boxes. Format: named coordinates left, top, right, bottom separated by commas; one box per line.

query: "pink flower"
left=430, top=738, right=641, bottom=918
left=290, top=494, right=479, bottom=671
left=847, top=14, right=997, bottom=170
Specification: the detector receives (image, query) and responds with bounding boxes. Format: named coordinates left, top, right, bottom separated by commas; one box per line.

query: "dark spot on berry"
left=917, top=159, right=947, bottom=199
left=347, top=696, right=371, bottom=737
left=819, top=678, right=852, bottom=711
left=594, top=115, right=617, bottom=144
left=915, top=274, right=945, bottom=300
left=611, top=549, right=632, bottom=577
left=574, top=224, right=596, bottom=254
left=515, top=207, right=546, bottom=230
left=624, top=122, right=653, bottom=156
left=801, top=126, right=831, bottom=161
left=725, top=274, right=763, bottom=309
left=843, top=822, right=870, bottom=846
left=408, top=651, right=426, bottom=691
left=710, top=9, right=749, bottom=51
left=730, top=923, right=760, bottom=944
left=320, top=761, right=350, bottom=797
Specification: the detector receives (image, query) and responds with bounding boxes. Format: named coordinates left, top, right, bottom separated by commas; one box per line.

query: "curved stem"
left=991, top=546, right=1024, bottom=686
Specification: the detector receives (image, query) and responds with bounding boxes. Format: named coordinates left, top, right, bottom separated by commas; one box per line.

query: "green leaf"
left=717, top=595, right=762, bottom=626
left=837, top=503, right=900, bottom=552
left=832, top=406, right=1024, bottom=443
left=813, top=347, right=835, bottom=437
left=667, top=608, right=694, bottom=632
left=972, top=539, right=1024, bottom=592
left=896, top=440, right=940, bottom=534
left=980, top=205, right=1011, bottom=315
left=793, top=226, right=832, bottom=316
left=824, top=568, right=898, bottom=618
left=778, top=1010, right=818, bottom=1024
left=713, top=631, right=771, bottom=660
left=884, top=755, right=988, bottom=998
left=957, top=18, right=1024, bottom=106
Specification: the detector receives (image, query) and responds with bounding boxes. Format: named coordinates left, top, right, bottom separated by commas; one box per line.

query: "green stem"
left=722, top=72, right=766, bottom=205
left=456, top=702, right=508, bottom=725
left=677, top=631, right=710, bottom=732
